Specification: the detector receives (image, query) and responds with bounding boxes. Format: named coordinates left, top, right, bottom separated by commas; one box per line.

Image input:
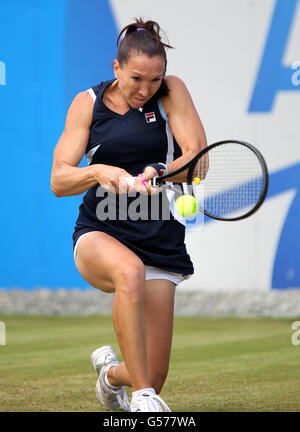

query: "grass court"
left=0, top=315, right=299, bottom=412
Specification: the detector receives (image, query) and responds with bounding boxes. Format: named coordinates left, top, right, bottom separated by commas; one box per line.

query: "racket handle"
left=125, top=176, right=177, bottom=193
left=150, top=176, right=160, bottom=186
left=125, top=177, right=136, bottom=186
left=125, top=176, right=151, bottom=186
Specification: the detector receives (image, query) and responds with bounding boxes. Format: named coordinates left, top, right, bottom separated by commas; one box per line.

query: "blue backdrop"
left=0, top=0, right=118, bottom=288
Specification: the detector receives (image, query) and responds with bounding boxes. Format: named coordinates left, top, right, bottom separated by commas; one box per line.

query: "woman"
left=51, top=19, right=207, bottom=412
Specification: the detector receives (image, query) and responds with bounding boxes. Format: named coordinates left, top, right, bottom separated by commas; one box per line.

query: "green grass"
left=0, top=315, right=299, bottom=412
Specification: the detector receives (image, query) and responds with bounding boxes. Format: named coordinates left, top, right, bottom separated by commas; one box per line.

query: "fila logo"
left=145, top=112, right=156, bottom=123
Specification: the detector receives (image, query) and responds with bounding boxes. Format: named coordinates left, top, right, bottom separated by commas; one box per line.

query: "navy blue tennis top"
left=72, top=79, right=194, bottom=276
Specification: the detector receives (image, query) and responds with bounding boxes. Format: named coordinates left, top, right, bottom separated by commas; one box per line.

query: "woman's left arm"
left=138, top=75, right=208, bottom=191
left=161, top=75, right=207, bottom=173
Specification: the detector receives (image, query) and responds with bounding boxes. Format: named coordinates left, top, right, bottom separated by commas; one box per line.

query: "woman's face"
left=114, top=54, right=165, bottom=109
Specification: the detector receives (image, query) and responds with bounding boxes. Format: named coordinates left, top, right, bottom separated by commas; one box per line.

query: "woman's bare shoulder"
left=65, top=90, right=94, bottom=129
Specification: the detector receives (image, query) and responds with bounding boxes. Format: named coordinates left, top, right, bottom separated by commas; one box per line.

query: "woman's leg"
left=75, top=231, right=151, bottom=391
left=144, top=279, right=176, bottom=394
left=108, top=279, right=176, bottom=394
left=76, top=232, right=175, bottom=393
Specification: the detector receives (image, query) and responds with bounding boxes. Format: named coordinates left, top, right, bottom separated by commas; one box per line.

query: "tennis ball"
left=175, top=195, right=198, bottom=217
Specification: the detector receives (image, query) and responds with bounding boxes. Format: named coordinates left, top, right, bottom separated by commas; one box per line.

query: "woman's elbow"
left=50, top=176, right=63, bottom=197
left=51, top=185, right=62, bottom=198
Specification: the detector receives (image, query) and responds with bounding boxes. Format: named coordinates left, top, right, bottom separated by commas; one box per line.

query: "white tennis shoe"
left=130, top=391, right=171, bottom=412
left=91, top=345, right=130, bottom=412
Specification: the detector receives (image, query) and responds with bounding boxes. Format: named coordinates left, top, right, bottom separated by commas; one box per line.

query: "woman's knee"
left=115, top=262, right=146, bottom=301
left=75, top=232, right=145, bottom=294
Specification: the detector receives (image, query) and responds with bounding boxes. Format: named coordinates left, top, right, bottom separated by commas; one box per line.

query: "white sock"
left=104, top=372, right=120, bottom=390
left=132, top=387, right=156, bottom=399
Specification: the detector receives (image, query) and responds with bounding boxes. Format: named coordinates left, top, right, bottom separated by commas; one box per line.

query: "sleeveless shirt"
left=72, top=79, right=194, bottom=276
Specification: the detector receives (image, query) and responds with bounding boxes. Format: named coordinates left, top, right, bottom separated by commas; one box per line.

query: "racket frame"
left=151, top=140, right=269, bottom=221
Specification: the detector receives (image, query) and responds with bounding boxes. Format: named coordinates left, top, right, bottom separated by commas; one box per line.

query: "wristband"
left=143, top=163, right=168, bottom=177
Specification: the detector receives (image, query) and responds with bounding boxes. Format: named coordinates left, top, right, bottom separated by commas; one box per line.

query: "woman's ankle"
left=107, top=365, right=123, bottom=387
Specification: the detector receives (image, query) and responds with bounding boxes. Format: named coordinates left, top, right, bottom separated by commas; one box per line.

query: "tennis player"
left=51, top=19, right=207, bottom=412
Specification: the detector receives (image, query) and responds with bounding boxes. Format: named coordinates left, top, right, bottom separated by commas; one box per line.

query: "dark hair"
left=117, top=18, right=173, bottom=97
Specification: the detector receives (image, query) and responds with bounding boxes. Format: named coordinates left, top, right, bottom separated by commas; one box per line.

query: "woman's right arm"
left=51, top=91, right=130, bottom=197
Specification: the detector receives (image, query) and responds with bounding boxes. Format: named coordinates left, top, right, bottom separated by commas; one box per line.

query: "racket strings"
left=192, top=143, right=265, bottom=219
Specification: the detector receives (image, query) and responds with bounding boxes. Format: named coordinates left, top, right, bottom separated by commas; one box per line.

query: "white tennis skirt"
left=73, top=232, right=191, bottom=286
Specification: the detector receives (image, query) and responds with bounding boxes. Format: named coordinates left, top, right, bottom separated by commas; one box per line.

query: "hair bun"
left=116, top=18, right=173, bottom=76
left=117, top=18, right=172, bottom=49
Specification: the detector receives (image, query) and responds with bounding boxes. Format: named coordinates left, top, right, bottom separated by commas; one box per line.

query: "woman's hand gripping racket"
left=149, top=140, right=269, bottom=221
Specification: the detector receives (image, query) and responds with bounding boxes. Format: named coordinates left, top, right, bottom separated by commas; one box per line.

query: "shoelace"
left=132, top=393, right=171, bottom=412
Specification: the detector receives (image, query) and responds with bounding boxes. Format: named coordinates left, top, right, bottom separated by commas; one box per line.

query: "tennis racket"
left=149, top=140, right=268, bottom=221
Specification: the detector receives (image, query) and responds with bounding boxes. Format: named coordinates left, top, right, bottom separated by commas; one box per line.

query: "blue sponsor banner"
left=0, top=0, right=117, bottom=289
left=248, top=0, right=300, bottom=112
left=247, top=0, right=300, bottom=288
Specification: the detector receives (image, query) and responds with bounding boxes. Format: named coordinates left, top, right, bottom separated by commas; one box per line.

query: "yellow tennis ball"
left=175, top=195, right=198, bottom=217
